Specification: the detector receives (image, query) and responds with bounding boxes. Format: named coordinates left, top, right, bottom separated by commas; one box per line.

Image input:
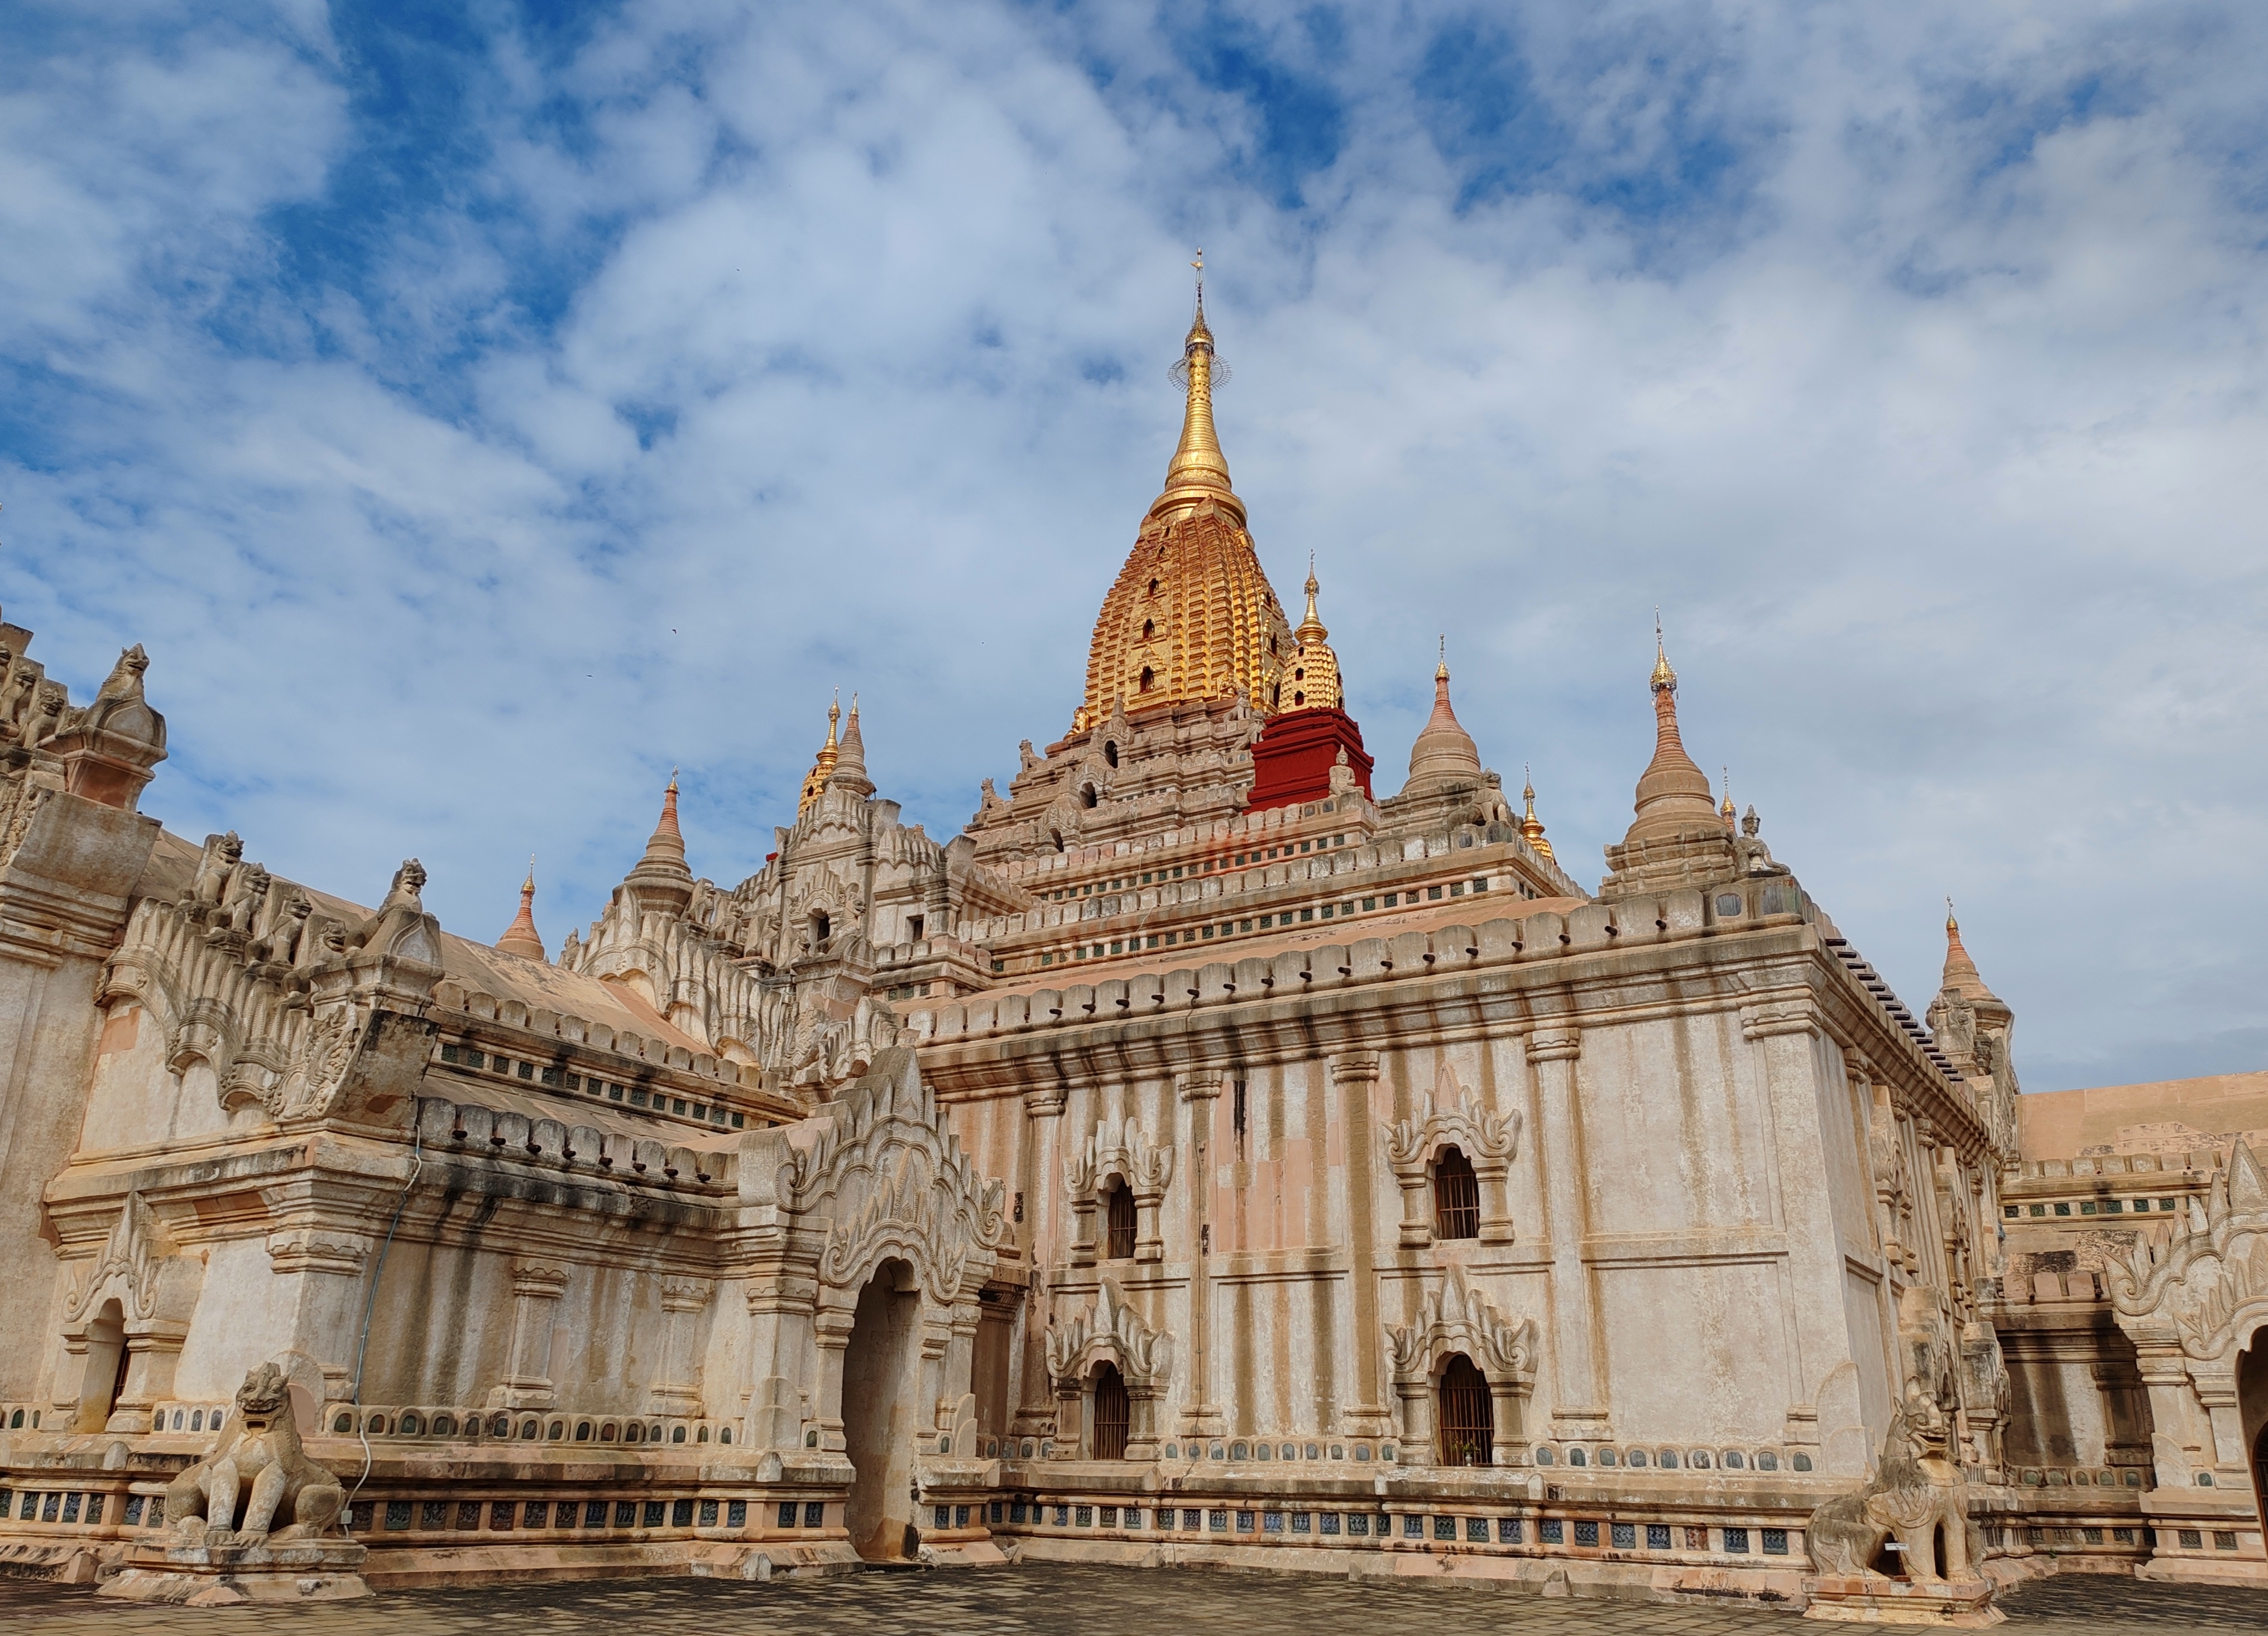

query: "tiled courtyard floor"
left=1, top=1562, right=2265, bottom=1634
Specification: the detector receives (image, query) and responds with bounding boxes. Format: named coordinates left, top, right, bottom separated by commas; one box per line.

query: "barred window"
left=1436, top=1354, right=1493, bottom=1466
left=1432, top=1147, right=1480, bottom=1240
left=1091, top=1363, right=1130, bottom=1461
left=1104, top=1181, right=1137, bottom=1260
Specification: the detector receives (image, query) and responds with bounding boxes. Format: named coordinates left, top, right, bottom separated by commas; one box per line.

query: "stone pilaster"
left=493, top=1261, right=568, bottom=1410
left=1527, top=1027, right=1609, bottom=1441
left=646, top=1278, right=712, bottom=1416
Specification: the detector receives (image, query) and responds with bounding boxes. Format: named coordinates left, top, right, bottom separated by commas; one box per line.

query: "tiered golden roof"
left=1077, top=265, right=1293, bottom=730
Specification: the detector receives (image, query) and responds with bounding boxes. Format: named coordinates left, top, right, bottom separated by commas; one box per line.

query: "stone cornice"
left=914, top=910, right=1987, bottom=1154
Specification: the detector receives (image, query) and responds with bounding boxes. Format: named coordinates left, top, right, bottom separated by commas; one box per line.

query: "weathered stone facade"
left=0, top=298, right=2257, bottom=1615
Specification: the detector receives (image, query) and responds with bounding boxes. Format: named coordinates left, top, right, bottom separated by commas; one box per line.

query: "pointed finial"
left=1946, top=894, right=1958, bottom=932
left=1651, top=610, right=1677, bottom=694
left=1721, top=767, right=1736, bottom=826
left=1518, top=762, right=1555, bottom=861
left=497, top=851, right=547, bottom=962
left=1436, top=633, right=1448, bottom=681
left=848, top=690, right=859, bottom=716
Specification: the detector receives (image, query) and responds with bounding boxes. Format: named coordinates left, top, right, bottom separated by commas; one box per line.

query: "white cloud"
left=2, top=0, right=2264, bottom=1089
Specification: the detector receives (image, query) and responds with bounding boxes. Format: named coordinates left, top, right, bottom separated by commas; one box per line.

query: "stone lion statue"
left=162, top=1364, right=344, bottom=1548
left=1807, top=1401, right=1983, bottom=1582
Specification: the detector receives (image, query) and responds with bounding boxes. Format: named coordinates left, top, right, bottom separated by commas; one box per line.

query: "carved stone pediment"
left=782, top=1049, right=1008, bottom=1305
left=2108, top=1139, right=2268, bottom=1361
left=1045, top=1276, right=1171, bottom=1393
left=1385, top=1265, right=1536, bottom=1386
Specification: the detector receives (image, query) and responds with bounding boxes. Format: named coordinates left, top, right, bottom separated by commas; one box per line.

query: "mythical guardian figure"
left=1806, top=1398, right=1983, bottom=1583
left=161, top=1364, right=345, bottom=1548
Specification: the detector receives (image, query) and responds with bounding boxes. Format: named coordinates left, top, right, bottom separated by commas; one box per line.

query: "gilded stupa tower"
left=1076, top=255, right=1294, bottom=731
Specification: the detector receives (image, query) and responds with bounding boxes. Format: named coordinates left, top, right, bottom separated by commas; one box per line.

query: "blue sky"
left=4, top=1, right=2266, bottom=1093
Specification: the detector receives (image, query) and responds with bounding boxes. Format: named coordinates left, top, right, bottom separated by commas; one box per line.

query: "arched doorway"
left=841, top=1260, right=920, bottom=1561
left=1091, top=1362, right=1130, bottom=1460
left=1437, top=1352, right=1493, bottom=1466
left=78, top=1300, right=128, bottom=1433
left=2240, top=1324, right=2268, bottom=1536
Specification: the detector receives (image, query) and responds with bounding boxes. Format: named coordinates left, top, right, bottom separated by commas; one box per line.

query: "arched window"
left=1139, top=667, right=1154, bottom=693
left=1293, top=691, right=1305, bottom=707
left=1142, top=619, right=1154, bottom=640
left=1104, top=1180, right=1136, bottom=1260
left=1103, top=740, right=1119, bottom=768
left=433, top=1414, right=456, bottom=1435
left=1049, top=829, right=1065, bottom=853
left=1437, top=1354, right=1493, bottom=1467
left=1081, top=784, right=1098, bottom=809
left=1432, top=1146, right=1479, bottom=1240
left=1148, top=577, right=1159, bottom=595
left=809, top=911, right=831, bottom=946
left=1091, top=1362, right=1130, bottom=1461
left=1270, top=683, right=1281, bottom=706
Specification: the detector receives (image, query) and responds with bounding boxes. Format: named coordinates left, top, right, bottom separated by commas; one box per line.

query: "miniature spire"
left=495, top=855, right=546, bottom=963
left=829, top=691, right=875, bottom=797
left=1721, top=767, right=1736, bottom=832
left=1624, top=619, right=1719, bottom=844
left=798, top=693, right=843, bottom=818
left=1941, top=899, right=1999, bottom=1003
left=1285, top=558, right=1342, bottom=710
left=622, top=770, right=696, bottom=917
left=1150, top=249, right=1242, bottom=527
left=1405, top=645, right=1482, bottom=795
left=641, top=772, right=687, bottom=865
left=1521, top=764, right=1556, bottom=862
left=1297, top=552, right=1326, bottom=643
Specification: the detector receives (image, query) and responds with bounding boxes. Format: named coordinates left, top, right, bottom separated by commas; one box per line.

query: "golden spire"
left=1651, top=609, right=1677, bottom=694
left=1721, top=767, right=1736, bottom=831
left=1296, top=552, right=1325, bottom=642
left=798, top=693, right=841, bottom=818
left=1149, top=248, right=1243, bottom=529
left=1285, top=554, right=1342, bottom=711
left=495, top=854, right=546, bottom=962
left=1521, top=764, right=1556, bottom=862
left=1077, top=261, right=1292, bottom=730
